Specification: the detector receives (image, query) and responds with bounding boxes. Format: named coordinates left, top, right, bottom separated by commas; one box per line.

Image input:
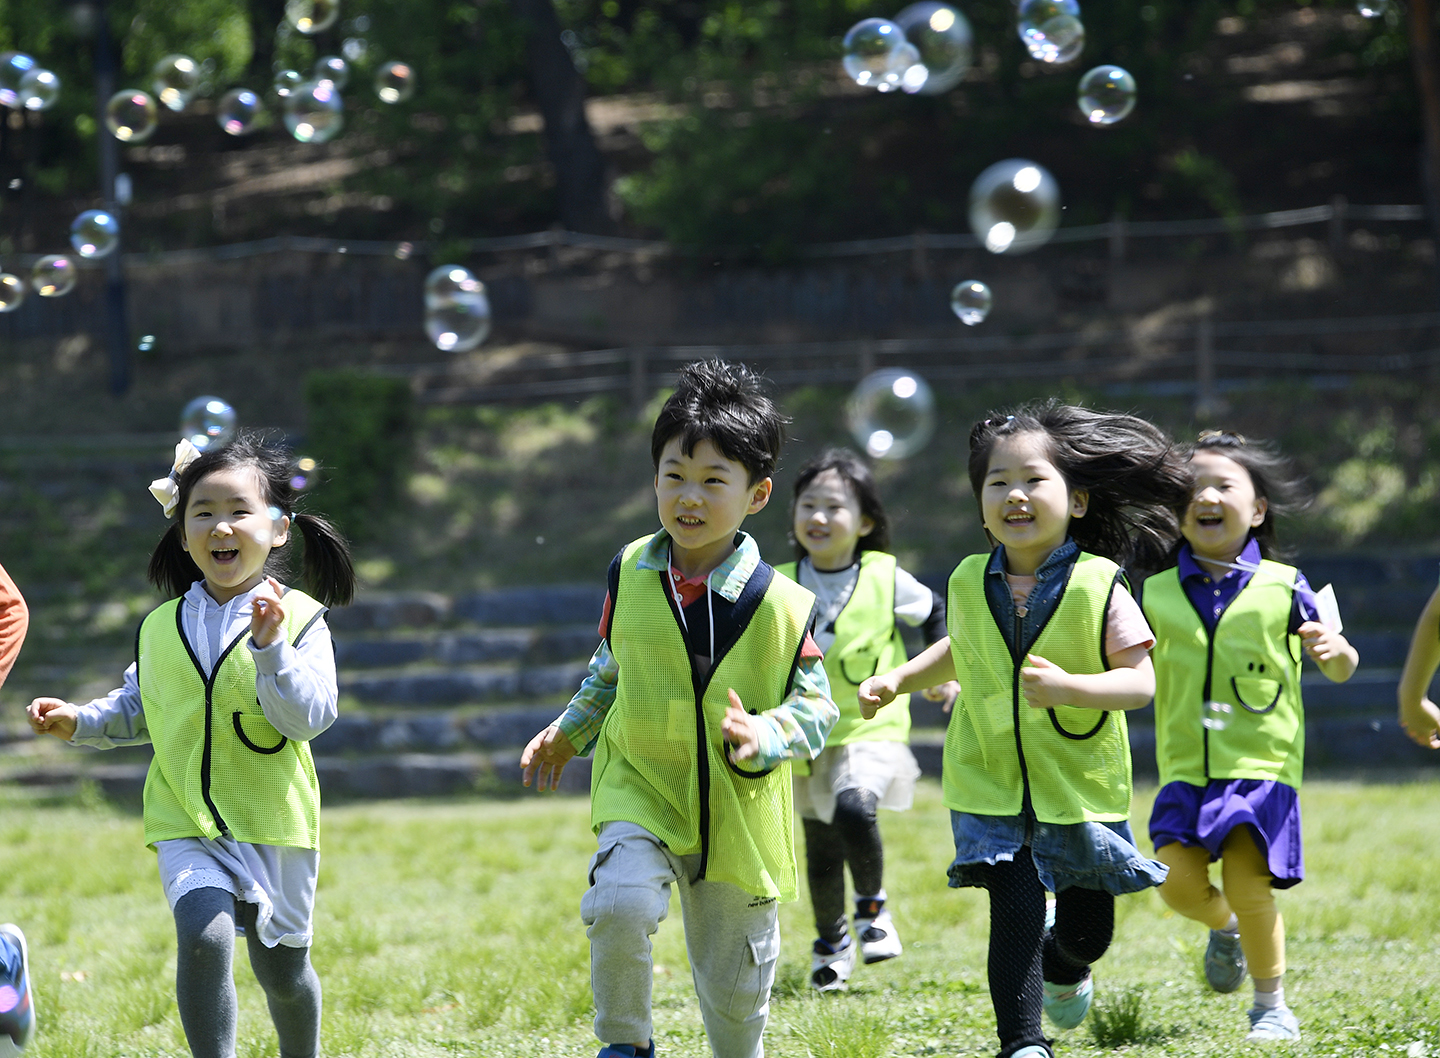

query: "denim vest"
left=983, top=537, right=1081, bottom=661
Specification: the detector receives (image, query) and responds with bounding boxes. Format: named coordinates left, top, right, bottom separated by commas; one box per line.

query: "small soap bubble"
left=875, top=41, right=922, bottom=93
left=137, top=334, right=156, bottom=352
left=1357, top=0, right=1390, bottom=15
left=267, top=505, right=285, bottom=522
left=105, top=89, right=159, bottom=142
left=1203, top=700, right=1232, bottom=731
left=342, top=37, right=369, bottom=63
left=70, top=209, right=120, bottom=258
left=394, top=241, right=414, bottom=260
left=424, top=265, right=491, bottom=351
left=847, top=369, right=936, bottom=461
left=286, top=0, right=340, bottom=35
left=274, top=69, right=303, bottom=98
left=217, top=89, right=263, bottom=135
left=32, top=255, right=77, bottom=297
left=18, top=68, right=59, bottom=110
left=535, top=535, right=545, bottom=545
left=950, top=280, right=992, bottom=325
left=969, top=159, right=1060, bottom=255
left=842, top=18, right=910, bottom=89
left=0, top=273, right=25, bottom=313
left=284, top=80, right=343, bottom=143
left=297, top=457, right=317, bottom=472
left=152, top=54, right=199, bottom=112
left=375, top=61, right=416, bottom=104
left=1077, top=64, right=1136, bottom=124
left=1017, top=0, right=1085, bottom=64
left=179, top=396, right=237, bottom=451
left=314, top=55, right=349, bottom=89
left=893, top=2, right=972, bottom=95
left=0, top=52, right=36, bottom=108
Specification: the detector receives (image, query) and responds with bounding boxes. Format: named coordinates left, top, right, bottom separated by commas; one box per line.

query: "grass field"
left=2, top=778, right=1438, bottom=1058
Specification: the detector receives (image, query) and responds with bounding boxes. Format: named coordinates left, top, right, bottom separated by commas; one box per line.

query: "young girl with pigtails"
left=28, top=433, right=355, bottom=1058
left=860, top=402, right=1191, bottom=1058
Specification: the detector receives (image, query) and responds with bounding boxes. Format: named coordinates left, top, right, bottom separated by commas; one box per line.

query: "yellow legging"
left=1156, top=826, right=1285, bottom=980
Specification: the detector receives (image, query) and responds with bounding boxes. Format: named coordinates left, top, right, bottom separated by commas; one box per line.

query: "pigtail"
left=292, top=512, right=357, bottom=608
left=147, top=522, right=203, bottom=599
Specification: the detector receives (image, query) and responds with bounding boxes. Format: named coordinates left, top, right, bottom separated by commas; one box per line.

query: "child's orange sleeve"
left=0, top=562, right=30, bottom=686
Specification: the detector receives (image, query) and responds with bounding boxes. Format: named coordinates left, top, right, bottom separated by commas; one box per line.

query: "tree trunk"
left=1410, top=0, right=1440, bottom=298
left=249, top=0, right=290, bottom=84
left=509, top=0, right=612, bottom=233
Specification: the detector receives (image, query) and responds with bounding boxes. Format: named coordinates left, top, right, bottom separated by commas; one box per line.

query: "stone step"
left=340, top=662, right=590, bottom=707
left=328, top=586, right=605, bottom=633
left=334, top=625, right=597, bottom=669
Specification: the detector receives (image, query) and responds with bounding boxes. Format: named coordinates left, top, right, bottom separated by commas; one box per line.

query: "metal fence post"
left=1194, top=314, right=1219, bottom=419
left=1329, top=194, right=1348, bottom=255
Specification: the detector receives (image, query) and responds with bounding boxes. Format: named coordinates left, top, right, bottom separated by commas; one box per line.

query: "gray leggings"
left=173, top=887, right=321, bottom=1058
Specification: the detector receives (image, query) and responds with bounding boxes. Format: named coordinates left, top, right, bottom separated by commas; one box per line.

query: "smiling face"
left=655, top=436, right=771, bottom=577
left=1181, top=449, right=1266, bottom=565
left=793, top=469, right=873, bottom=572
left=182, top=466, right=289, bottom=604
left=980, top=431, right=1088, bottom=576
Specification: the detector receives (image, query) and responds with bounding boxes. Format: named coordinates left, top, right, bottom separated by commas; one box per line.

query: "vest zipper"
left=1011, top=609, right=1034, bottom=819
left=172, top=604, right=251, bottom=840
left=1201, top=626, right=1216, bottom=780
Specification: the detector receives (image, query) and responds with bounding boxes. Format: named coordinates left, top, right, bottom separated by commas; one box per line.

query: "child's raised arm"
left=859, top=638, right=956, bottom=719
left=1020, top=644, right=1154, bottom=712
left=1397, top=584, right=1440, bottom=750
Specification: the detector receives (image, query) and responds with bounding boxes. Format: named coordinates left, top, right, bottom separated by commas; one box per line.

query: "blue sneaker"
left=1041, top=972, right=1093, bottom=1030
left=0, top=924, right=34, bottom=1057
left=597, top=1042, right=654, bottom=1058
left=1205, top=928, right=1247, bottom=994
left=1245, top=1005, right=1300, bottom=1042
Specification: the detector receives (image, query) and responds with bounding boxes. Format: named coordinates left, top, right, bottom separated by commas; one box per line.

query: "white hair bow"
left=148, top=439, right=204, bottom=518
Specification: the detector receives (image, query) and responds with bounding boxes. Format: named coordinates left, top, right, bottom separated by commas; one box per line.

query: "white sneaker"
left=810, top=936, right=855, bottom=992
left=855, top=907, right=902, bottom=964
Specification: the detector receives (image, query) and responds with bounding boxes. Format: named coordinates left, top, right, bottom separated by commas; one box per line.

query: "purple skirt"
left=1148, top=779, right=1304, bottom=889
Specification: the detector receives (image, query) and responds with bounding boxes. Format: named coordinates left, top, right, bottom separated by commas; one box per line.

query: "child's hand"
left=28, top=698, right=77, bottom=741
left=1298, top=621, right=1346, bottom=663
left=1400, top=696, right=1440, bottom=750
left=521, top=723, right=577, bottom=791
left=1021, top=654, right=1074, bottom=709
left=857, top=674, right=900, bottom=720
left=921, top=679, right=961, bottom=714
left=250, top=577, right=286, bottom=649
left=721, top=689, right=761, bottom=762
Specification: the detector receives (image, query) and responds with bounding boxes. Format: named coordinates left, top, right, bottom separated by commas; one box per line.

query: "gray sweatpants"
left=581, top=821, right=781, bottom=1058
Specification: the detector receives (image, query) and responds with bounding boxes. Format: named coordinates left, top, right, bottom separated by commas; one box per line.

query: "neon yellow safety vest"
left=944, top=551, right=1134, bottom=823
left=592, top=536, right=817, bottom=900
left=1142, top=560, right=1304, bottom=788
left=776, top=552, right=910, bottom=747
left=137, top=589, right=329, bottom=849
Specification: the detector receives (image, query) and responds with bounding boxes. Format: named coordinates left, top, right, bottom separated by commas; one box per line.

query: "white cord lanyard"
left=668, top=546, right=716, bottom=663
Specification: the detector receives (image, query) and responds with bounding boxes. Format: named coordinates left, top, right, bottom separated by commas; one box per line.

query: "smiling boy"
left=522, top=359, right=837, bottom=1058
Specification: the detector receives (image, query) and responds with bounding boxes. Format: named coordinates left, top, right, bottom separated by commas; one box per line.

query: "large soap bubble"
left=217, top=89, right=263, bottom=135
left=1017, top=0, right=1085, bottom=64
left=0, top=273, right=24, bottom=313
left=950, top=280, right=992, bottom=325
left=274, top=69, right=303, bottom=98
left=314, top=55, right=349, bottom=89
left=18, top=68, right=59, bottom=110
left=842, top=18, right=916, bottom=91
left=33, top=255, right=77, bottom=297
left=152, top=55, right=199, bottom=111
left=969, top=159, right=1060, bottom=255
left=284, top=80, right=343, bottom=143
left=180, top=396, right=238, bottom=451
left=70, top=210, right=120, bottom=258
left=105, top=89, right=159, bottom=142
left=286, top=0, right=340, bottom=34
left=847, top=370, right=936, bottom=460
left=424, top=265, right=492, bottom=352
left=375, top=61, right=416, bottom=103
left=0, top=52, right=36, bottom=108
left=893, top=2, right=972, bottom=95
left=1357, top=0, right=1391, bottom=15
left=1077, top=64, right=1135, bottom=124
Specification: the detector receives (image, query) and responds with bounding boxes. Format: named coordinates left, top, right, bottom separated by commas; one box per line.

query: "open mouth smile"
left=211, top=548, right=240, bottom=563
left=675, top=515, right=704, bottom=528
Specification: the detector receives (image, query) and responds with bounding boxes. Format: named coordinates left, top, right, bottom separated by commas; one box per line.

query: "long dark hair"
left=967, top=400, right=1191, bottom=574
left=789, top=447, right=891, bottom=561
left=148, top=432, right=357, bottom=607
left=1185, top=430, right=1309, bottom=560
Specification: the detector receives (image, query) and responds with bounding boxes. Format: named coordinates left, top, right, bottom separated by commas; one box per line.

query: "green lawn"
left=2, top=778, right=1437, bottom=1058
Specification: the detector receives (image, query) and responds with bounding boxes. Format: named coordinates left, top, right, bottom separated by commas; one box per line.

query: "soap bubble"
left=375, top=61, right=416, bottom=103
left=0, top=52, right=36, bottom=109
left=950, top=280, right=992, bottom=325
left=877, top=42, right=923, bottom=93
left=137, top=334, right=156, bottom=352
left=17, top=68, right=59, bottom=110
left=893, top=2, right=972, bottom=95
left=274, top=69, right=303, bottom=98
left=152, top=54, right=199, bottom=111
left=969, top=159, right=1060, bottom=255
left=1017, top=0, right=1085, bottom=64
left=1203, top=700, right=1232, bottom=731
left=32, top=255, right=77, bottom=297
left=1357, top=0, right=1390, bottom=15
left=217, top=88, right=263, bottom=135
left=286, top=0, right=340, bottom=34
left=847, top=370, right=936, bottom=460
left=179, top=396, right=237, bottom=451
left=105, top=89, right=159, bottom=142
left=842, top=18, right=915, bottom=90
left=284, top=80, right=343, bottom=143
left=314, top=55, right=349, bottom=89
left=70, top=209, right=120, bottom=258
left=0, top=273, right=24, bottom=313
left=423, top=265, right=491, bottom=352
left=342, top=37, right=369, bottom=62
left=1077, top=64, right=1136, bottom=124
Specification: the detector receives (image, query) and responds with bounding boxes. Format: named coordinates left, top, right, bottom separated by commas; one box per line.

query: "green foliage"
left=1090, top=986, right=1151, bottom=1047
